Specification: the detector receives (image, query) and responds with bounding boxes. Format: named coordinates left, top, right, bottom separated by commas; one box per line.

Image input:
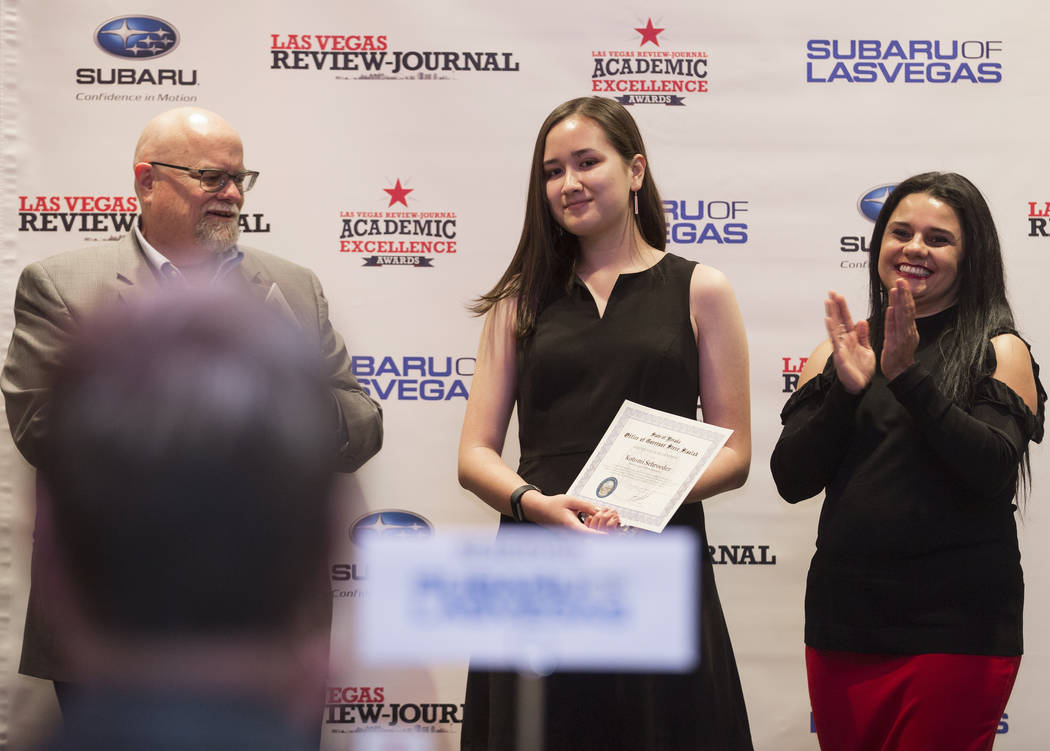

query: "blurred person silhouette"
left=31, top=287, right=338, bottom=751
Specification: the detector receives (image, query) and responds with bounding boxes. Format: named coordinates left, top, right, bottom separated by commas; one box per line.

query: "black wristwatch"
left=509, top=484, right=539, bottom=522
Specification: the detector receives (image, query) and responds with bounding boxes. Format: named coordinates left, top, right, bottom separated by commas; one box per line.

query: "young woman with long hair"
left=457, top=96, right=753, bottom=750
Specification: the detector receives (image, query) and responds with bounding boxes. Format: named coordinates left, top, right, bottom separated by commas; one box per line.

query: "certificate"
left=567, top=400, right=732, bottom=533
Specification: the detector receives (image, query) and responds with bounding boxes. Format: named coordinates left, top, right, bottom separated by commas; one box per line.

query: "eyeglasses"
left=149, top=162, right=260, bottom=193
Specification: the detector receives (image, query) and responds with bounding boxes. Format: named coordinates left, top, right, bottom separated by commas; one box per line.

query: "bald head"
left=132, top=107, right=249, bottom=265
left=134, top=107, right=242, bottom=166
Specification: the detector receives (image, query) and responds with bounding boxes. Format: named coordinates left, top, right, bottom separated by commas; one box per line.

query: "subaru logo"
left=350, top=510, right=434, bottom=546
left=858, top=184, right=897, bottom=223
left=95, top=16, right=179, bottom=60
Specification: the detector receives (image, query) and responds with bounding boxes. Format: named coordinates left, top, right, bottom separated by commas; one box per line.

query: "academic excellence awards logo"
left=339, top=180, right=457, bottom=268
left=270, top=31, right=519, bottom=78
left=590, top=17, right=709, bottom=105
left=76, top=15, right=199, bottom=99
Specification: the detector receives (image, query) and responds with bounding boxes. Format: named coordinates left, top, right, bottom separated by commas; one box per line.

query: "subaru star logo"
left=350, top=510, right=434, bottom=546
left=858, top=184, right=897, bottom=223
left=95, top=16, right=179, bottom=60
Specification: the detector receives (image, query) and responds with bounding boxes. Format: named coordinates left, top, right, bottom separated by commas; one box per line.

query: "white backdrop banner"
left=2, top=1, right=1049, bottom=749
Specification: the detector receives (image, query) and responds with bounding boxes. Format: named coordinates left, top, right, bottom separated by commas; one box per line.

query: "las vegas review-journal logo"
left=839, top=183, right=897, bottom=268
left=590, top=16, right=708, bottom=106
left=1028, top=201, right=1050, bottom=238
left=708, top=544, right=776, bottom=565
left=339, top=180, right=457, bottom=268
left=270, top=32, right=519, bottom=78
left=664, top=199, right=748, bottom=245
left=325, top=685, right=463, bottom=730
left=780, top=356, right=809, bottom=393
left=16, top=193, right=270, bottom=237
left=805, top=39, right=1002, bottom=84
left=76, top=15, right=199, bottom=97
left=17, top=194, right=138, bottom=235
left=351, top=355, right=473, bottom=401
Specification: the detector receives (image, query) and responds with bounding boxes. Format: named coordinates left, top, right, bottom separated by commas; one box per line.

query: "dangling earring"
left=633, top=190, right=639, bottom=216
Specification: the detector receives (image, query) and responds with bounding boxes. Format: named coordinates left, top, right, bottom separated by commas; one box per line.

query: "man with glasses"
left=1, top=107, right=383, bottom=705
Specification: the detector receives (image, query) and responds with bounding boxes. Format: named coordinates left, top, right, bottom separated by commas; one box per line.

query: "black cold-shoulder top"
left=771, top=307, right=1046, bottom=655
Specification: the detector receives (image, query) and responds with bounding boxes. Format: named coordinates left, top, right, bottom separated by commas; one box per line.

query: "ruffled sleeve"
left=976, top=331, right=1045, bottom=443
left=770, top=357, right=865, bottom=503
left=887, top=332, right=1044, bottom=500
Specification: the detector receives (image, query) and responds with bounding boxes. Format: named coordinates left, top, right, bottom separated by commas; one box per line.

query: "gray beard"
left=195, top=215, right=241, bottom=252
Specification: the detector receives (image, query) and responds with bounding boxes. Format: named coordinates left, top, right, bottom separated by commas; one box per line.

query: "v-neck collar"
left=573, top=252, right=669, bottom=320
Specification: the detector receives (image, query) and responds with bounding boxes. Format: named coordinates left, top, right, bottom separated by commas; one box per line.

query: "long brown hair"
left=472, top=97, right=666, bottom=337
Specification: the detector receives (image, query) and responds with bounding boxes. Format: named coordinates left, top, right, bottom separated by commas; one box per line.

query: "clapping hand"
left=881, top=280, right=919, bottom=381
left=825, top=291, right=875, bottom=394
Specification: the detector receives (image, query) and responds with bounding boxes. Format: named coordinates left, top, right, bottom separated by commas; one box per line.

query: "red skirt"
left=806, top=646, right=1020, bottom=751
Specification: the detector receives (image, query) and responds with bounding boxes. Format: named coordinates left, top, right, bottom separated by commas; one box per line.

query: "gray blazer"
left=1, top=233, right=383, bottom=679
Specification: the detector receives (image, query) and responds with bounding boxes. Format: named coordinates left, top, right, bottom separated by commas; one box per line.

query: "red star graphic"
left=635, top=18, right=664, bottom=47
left=384, top=179, right=413, bottom=207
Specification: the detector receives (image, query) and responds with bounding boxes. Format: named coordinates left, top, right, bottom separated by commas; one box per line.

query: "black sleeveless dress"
left=461, top=253, right=754, bottom=751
